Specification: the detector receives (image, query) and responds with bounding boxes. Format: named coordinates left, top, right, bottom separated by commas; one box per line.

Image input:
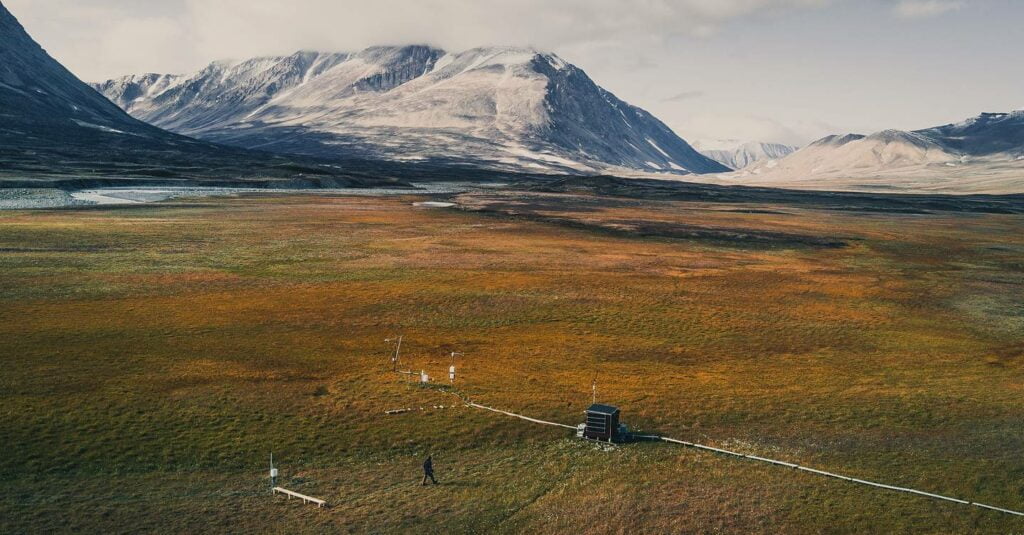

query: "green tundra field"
left=1, top=190, right=1023, bottom=533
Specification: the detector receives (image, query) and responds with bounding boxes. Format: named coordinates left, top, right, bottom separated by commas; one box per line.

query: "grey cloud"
left=6, top=0, right=833, bottom=81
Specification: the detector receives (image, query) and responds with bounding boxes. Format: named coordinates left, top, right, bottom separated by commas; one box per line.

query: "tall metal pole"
left=386, top=336, right=404, bottom=372
left=270, top=452, right=277, bottom=490
left=394, top=335, right=403, bottom=372
left=592, top=378, right=596, bottom=405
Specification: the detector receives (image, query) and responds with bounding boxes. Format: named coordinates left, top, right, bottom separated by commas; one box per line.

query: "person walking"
left=421, top=454, right=438, bottom=485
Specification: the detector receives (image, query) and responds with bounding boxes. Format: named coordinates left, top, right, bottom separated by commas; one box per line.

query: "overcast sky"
left=6, top=0, right=1022, bottom=145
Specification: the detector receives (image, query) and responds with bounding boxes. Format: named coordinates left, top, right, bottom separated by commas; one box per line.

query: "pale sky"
left=5, top=0, right=1023, bottom=146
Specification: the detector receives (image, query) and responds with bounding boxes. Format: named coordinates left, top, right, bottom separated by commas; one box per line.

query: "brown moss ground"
left=1, top=193, right=1022, bottom=533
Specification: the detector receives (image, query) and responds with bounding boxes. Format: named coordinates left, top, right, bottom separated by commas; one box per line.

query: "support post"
left=270, top=452, right=278, bottom=490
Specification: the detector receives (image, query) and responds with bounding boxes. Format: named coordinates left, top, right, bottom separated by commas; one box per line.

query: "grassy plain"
left=1, top=191, right=1023, bottom=533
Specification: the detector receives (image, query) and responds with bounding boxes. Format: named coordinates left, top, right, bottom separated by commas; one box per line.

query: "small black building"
left=583, top=404, right=621, bottom=442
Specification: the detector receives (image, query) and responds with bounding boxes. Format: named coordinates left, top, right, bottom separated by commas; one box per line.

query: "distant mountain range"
left=693, top=140, right=798, bottom=170
left=94, top=47, right=728, bottom=176
left=1, top=0, right=1020, bottom=195
left=726, top=112, right=1024, bottom=194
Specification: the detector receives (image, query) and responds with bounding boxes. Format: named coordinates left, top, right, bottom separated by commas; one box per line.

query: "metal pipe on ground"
left=468, top=404, right=1024, bottom=518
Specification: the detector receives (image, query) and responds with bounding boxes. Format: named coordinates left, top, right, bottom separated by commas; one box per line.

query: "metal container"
left=583, top=404, right=621, bottom=442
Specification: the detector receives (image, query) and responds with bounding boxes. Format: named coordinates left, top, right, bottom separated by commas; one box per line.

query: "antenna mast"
left=386, top=335, right=404, bottom=371
left=270, top=452, right=277, bottom=490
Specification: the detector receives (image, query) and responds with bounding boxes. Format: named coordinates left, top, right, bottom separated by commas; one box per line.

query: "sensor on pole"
left=449, top=351, right=464, bottom=384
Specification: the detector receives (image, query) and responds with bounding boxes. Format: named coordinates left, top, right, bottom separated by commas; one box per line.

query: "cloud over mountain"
left=6, top=0, right=828, bottom=82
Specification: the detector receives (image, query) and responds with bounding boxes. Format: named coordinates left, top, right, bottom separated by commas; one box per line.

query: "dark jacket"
left=423, top=457, right=434, bottom=474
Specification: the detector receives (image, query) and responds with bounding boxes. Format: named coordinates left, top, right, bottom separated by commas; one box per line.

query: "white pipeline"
left=466, top=402, right=1024, bottom=518
left=467, top=402, right=577, bottom=430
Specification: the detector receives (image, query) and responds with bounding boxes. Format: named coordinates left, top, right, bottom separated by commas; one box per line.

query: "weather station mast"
left=385, top=335, right=403, bottom=372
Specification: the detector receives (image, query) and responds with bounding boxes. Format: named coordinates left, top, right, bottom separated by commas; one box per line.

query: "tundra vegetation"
left=1, top=191, right=1022, bottom=533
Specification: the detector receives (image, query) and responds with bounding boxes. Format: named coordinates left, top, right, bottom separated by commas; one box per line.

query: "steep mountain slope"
left=693, top=140, right=798, bottom=170
left=0, top=2, right=387, bottom=188
left=0, top=2, right=173, bottom=141
left=722, top=114, right=1024, bottom=194
left=96, top=51, right=354, bottom=134
left=95, top=46, right=728, bottom=175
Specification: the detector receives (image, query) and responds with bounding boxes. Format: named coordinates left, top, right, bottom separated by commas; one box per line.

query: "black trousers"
left=422, top=471, right=437, bottom=485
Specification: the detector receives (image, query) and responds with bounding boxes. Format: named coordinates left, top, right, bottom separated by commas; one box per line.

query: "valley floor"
left=1, top=191, right=1023, bottom=533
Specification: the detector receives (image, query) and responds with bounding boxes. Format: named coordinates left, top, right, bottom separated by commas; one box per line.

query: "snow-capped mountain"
left=917, top=111, right=1024, bottom=158
left=94, top=46, right=728, bottom=175
left=693, top=140, right=798, bottom=170
left=724, top=112, right=1024, bottom=194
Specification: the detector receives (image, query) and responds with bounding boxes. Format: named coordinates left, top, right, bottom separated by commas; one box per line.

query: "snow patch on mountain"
left=710, top=112, right=1024, bottom=194
left=693, top=139, right=798, bottom=170
left=95, top=46, right=727, bottom=175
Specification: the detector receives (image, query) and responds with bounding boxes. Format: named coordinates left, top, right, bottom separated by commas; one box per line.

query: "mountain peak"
left=809, top=133, right=865, bottom=147
left=727, top=110, right=1024, bottom=194
left=354, top=44, right=444, bottom=65
left=695, top=140, right=798, bottom=170
left=95, top=45, right=726, bottom=175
